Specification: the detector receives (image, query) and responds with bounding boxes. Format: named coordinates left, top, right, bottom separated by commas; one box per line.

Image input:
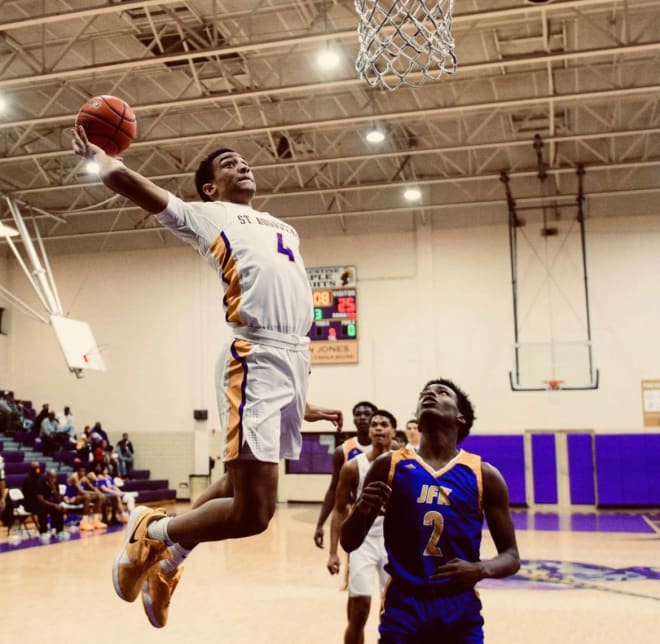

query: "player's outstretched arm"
left=327, top=460, right=358, bottom=574
left=314, top=446, right=345, bottom=548
left=340, top=453, right=391, bottom=553
left=71, top=126, right=169, bottom=214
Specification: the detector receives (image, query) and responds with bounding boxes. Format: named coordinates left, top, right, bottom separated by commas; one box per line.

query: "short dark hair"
left=352, top=401, right=378, bottom=416
left=194, top=148, right=235, bottom=201
left=421, top=378, right=476, bottom=443
left=370, top=409, right=397, bottom=429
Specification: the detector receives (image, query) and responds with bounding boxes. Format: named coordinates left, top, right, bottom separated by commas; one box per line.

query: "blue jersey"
left=384, top=448, right=484, bottom=589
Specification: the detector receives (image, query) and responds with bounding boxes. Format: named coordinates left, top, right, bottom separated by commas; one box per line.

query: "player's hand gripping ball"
left=75, top=95, right=137, bottom=156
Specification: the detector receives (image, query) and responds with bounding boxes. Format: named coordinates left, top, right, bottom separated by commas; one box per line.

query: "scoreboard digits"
left=306, top=266, right=358, bottom=364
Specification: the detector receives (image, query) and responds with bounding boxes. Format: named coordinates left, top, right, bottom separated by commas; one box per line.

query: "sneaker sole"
left=112, top=505, right=151, bottom=602
left=141, top=576, right=165, bottom=628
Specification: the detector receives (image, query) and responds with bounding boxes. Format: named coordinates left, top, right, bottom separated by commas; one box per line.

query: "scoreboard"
left=306, top=265, right=358, bottom=364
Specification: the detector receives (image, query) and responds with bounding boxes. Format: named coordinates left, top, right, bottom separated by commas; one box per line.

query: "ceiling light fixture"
left=365, top=126, right=385, bottom=143
left=317, top=46, right=340, bottom=70
left=0, top=223, right=19, bottom=238
left=403, top=186, right=422, bottom=201
left=85, top=161, right=100, bottom=175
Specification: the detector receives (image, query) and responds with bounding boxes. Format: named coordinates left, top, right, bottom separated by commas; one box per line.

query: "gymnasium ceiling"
left=0, top=0, right=658, bottom=254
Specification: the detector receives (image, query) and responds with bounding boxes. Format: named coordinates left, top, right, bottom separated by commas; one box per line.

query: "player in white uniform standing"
left=72, top=128, right=343, bottom=629
left=327, top=409, right=397, bottom=644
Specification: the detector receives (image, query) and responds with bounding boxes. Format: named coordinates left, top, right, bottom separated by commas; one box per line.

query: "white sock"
left=160, top=543, right=192, bottom=573
left=147, top=517, right=175, bottom=546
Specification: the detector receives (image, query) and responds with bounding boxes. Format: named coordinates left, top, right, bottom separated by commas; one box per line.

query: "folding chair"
left=7, top=488, right=39, bottom=539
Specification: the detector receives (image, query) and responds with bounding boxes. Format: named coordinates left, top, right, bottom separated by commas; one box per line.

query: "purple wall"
left=567, top=433, right=596, bottom=504
left=531, top=434, right=558, bottom=504
left=461, top=435, right=526, bottom=506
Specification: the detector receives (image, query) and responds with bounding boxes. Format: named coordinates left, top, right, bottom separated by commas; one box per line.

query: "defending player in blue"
left=341, top=379, right=520, bottom=643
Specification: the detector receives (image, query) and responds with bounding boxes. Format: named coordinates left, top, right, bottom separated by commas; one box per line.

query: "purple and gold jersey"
left=384, top=448, right=484, bottom=589
left=156, top=193, right=313, bottom=338
left=342, top=436, right=368, bottom=463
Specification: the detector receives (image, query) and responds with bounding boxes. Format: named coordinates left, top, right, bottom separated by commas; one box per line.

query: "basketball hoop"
left=544, top=379, right=564, bottom=391
left=354, top=0, right=457, bottom=91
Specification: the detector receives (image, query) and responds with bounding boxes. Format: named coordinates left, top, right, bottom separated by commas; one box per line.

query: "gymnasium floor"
left=2, top=503, right=659, bottom=644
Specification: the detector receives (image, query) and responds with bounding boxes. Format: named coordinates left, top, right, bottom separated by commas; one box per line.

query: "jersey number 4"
left=277, top=233, right=295, bottom=262
left=423, top=511, right=444, bottom=557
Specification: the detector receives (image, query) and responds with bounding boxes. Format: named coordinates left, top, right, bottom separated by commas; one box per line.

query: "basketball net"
left=354, top=0, right=457, bottom=90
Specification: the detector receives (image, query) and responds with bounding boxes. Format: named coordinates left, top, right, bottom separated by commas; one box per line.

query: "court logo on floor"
left=483, top=559, right=660, bottom=599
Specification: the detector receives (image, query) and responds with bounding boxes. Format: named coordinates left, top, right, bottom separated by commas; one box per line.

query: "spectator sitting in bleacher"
left=21, top=463, right=66, bottom=540
left=0, top=391, right=22, bottom=435
left=76, top=426, right=93, bottom=463
left=94, top=464, right=127, bottom=525
left=64, top=466, right=104, bottom=531
left=55, top=405, right=76, bottom=450
left=91, top=421, right=111, bottom=447
left=92, top=437, right=119, bottom=477
left=34, top=403, right=49, bottom=436
left=40, top=411, right=59, bottom=455
left=67, top=466, right=106, bottom=530
left=116, top=432, right=135, bottom=478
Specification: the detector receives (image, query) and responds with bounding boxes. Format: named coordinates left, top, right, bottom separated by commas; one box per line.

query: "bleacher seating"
left=2, top=393, right=177, bottom=511
left=121, top=472, right=176, bottom=505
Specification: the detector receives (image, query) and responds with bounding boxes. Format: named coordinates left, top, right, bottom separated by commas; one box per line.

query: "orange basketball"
left=75, top=95, right=137, bottom=156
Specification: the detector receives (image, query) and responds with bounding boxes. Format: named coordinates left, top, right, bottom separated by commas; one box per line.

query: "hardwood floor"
left=1, top=503, right=658, bottom=643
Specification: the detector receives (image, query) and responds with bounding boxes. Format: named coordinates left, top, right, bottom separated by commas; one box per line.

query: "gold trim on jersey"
left=223, top=252, right=242, bottom=324
left=341, top=436, right=368, bottom=462
left=387, top=448, right=483, bottom=512
left=224, top=339, right=252, bottom=462
left=210, top=235, right=228, bottom=266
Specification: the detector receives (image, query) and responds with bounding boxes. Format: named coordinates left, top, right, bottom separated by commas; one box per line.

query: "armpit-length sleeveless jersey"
left=155, top=193, right=313, bottom=338
left=384, top=448, right=484, bottom=588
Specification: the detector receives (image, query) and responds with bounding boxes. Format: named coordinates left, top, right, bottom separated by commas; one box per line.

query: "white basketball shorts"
left=348, top=519, right=388, bottom=597
left=216, top=328, right=311, bottom=463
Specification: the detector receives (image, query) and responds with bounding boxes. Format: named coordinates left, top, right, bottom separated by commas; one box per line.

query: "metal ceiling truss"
left=0, top=0, right=657, bottom=251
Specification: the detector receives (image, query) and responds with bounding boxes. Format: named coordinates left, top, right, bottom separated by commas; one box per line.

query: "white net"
left=354, top=0, right=457, bottom=90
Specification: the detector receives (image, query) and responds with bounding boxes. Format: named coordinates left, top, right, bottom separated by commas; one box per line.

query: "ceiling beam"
left=4, top=158, right=658, bottom=218
left=1, top=42, right=658, bottom=129
left=0, top=0, right=183, bottom=31
left=1, top=84, right=656, bottom=166
left=8, top=125, right=659, bottom=197
left=5, top=185, right=658, bottom=244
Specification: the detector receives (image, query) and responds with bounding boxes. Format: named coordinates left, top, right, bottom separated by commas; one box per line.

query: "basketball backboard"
left=50, top=315, right=106, bottom=373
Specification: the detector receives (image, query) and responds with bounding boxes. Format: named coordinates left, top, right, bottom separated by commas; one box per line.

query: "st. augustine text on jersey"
left=236, top=213, right=298, bottom=237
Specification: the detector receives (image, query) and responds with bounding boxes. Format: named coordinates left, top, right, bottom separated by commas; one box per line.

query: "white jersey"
left=355, top=451, right=384, bottom=533
left=155, top=193, right=313, bottom=338
left=349, top=450, right=388, bottom=597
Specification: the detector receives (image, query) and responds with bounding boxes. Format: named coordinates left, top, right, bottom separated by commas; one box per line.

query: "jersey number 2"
left=423, top=511, right=444, bottom=557
left=277, top=233, right=295, bottom=262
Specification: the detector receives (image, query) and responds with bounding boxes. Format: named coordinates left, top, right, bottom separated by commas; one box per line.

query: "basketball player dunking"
left=72, top=127, right=343, bottom=628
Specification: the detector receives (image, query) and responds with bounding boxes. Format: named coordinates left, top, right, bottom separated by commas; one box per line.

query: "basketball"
left=75, top=95, right=137, bottom=156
